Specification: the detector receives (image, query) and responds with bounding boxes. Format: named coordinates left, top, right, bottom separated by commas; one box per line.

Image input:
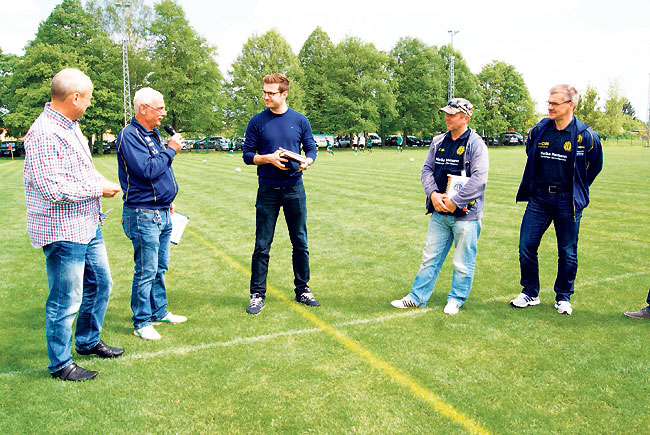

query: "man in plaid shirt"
left=24, top=68, right=124, bottom=381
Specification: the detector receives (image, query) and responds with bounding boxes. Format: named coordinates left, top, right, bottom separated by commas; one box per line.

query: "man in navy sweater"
left=242, top=73, right=320, bottom=315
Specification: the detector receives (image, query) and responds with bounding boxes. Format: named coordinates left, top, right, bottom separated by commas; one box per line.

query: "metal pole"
left=448, top=30, right=459, bottom=100
left=117, top=2, right=132, bottom=127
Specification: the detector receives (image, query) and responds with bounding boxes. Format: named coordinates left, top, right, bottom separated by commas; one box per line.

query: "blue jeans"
left=408, top=213, right=482, bottom=307
left=519, top=191, right=582, bottom=302
left=250, top=183, right=309, bottom=297
left=122, top=207, right=171, bottom=329
left=43, top=226, right=112, bottom=373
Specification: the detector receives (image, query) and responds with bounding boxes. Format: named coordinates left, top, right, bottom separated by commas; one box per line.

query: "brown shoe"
left=624, top=306, right=650, bottom=319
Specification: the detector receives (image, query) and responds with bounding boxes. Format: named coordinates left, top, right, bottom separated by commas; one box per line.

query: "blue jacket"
left=516, top=117, right=602, bottom=216
left=116, top=118, right=178, bottom=209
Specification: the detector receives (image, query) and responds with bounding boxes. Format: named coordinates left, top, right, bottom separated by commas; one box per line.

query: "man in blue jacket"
left=510, top=84, right=603, bottom=315
left=391, top=98, right=489, bottom=315
left=242, top=73, right=319, bottom=315
left=117, top=87, right=187, bottom=340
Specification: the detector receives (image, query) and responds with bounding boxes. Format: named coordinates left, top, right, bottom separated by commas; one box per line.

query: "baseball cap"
left=439, top=98, right=473, bottom=116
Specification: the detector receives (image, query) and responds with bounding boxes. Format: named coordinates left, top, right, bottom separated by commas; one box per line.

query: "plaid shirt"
left=24, top=103, right=103, bottom=248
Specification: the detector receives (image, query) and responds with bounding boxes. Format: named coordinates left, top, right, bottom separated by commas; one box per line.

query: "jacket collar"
left=130, top=117, right=160, bottom=137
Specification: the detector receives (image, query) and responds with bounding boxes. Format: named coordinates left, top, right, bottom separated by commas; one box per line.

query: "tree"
left=0, top=48, right=19, bottom=128
left=227, top=29, right=305, bottom=135
left=390, top=37, right=446, bottom=138
left=477, top=61, right=535, bottom=135
left=622, top=99, right=635, bottom=119
left=147, top=0, right=224, bottom=135
left=3, top=0, right=122, bottom=143
left=299, top=27, right=337, bottom=134
left=327, top=37, right=396, bottom=136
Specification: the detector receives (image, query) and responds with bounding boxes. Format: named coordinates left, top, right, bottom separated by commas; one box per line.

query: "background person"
left=510, top=84, right=603, bottom=315
left=116, top=87, right=187, bottom=340
left=24, top=68, right=124, bottom=381
left=391, top=98, right=488, bottom=315
left=242, top=73, right=320, bottom=315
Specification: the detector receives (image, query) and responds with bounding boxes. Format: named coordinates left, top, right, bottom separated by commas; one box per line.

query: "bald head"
left=51, top=68, right=93, bottom=102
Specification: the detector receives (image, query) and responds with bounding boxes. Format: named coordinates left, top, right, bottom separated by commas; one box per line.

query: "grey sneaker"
left=624, top=306, right=650, bottom=319
left=295, top=291, right=320, bottom=307
left=510, top=292, right=540, bottom=308
left=246, top=294, right=265, bottom=315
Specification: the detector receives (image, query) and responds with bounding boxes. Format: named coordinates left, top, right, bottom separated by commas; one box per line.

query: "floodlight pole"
left=116, top=1, right=132, bottom=127
left=448, top=30, right=459, bottom=100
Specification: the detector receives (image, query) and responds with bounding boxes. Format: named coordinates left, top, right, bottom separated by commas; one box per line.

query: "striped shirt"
left=24, top=103, right=103, bottom=248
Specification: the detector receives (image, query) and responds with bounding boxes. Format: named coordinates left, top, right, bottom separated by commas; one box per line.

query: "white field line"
left=481, top=270, right=650, bottom=304
left=0, top=308, right=430, bottom=379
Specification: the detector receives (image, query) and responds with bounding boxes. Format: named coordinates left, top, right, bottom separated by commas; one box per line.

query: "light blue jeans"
left=122, top=207, right=171, bottom=330
left=43, top=226, right=113, bottom=373
left=408, top=213, right=482, bottom=307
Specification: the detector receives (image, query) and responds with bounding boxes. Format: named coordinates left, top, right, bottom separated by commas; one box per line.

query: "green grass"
left=1, top=146, right=649, bottom=434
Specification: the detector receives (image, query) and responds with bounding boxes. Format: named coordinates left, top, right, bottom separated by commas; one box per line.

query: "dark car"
left=406, top=135, right=422, bottom=146
left=93, top=141, right=111, bottom=154
left=234, top=137, right=245, bottom=150
left=421, top=136, right=433, bottom=147
left=384, top=135, right=399, bottom=146
left=337, top=136, right=350, bottom=148
left=499, top=132, right=524, bottom=146
left=0, top=141, right=24, bottom=157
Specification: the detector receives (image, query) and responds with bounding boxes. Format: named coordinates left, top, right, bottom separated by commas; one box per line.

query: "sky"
left=2, top=0, right=650, bottom=122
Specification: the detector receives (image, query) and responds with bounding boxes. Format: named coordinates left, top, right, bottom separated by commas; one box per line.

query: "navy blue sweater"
left=116, top=118, right=178, bottom=209
left=242, top=108, right=317, bottom=186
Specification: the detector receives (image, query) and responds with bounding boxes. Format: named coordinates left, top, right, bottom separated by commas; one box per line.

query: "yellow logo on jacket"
left=563, top=141, right=572, bottom=152
left=577, top=134, right=583, bottom=143
left=457, top=146, right=465, bottom=155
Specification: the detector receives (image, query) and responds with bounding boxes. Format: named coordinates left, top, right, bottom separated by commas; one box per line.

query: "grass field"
left=1, top=145, right=649, bottom=434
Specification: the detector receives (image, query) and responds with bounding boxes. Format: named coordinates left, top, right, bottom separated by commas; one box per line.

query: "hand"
left=264, top=150, right=289, bottom=170
left=168, top=133, right=184, bottom=153
left=170, top=202, right=176, bottom=215
left=442, top=197, right=457, bottom=213
left=430, top=191, right=449, bottom=213
left=101, top=179, right=121, bottom=198
left=297, top=157, right=313, bottom=172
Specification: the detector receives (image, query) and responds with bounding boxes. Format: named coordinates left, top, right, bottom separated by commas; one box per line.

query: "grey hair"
left=51, top=68, right=93, bottom=101
left=550, top=84, right=579, bottom=105
left=133, top=87, right=164, bottom=113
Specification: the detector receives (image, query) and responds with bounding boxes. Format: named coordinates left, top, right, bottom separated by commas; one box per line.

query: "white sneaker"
left=555, top=300, right=573, bottom=315
left=390, top=297, right=421, bottom=309
left=510, top=293, right=540, bottom=308
left=133, top=325, right=162, bottom=340
left=158, top=312, right=187, bottom=324
left=443, top=300, right=460, bottom=315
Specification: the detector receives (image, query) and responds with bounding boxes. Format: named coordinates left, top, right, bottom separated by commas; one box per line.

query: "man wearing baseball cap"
left=391, top=98, right=489, bottom=314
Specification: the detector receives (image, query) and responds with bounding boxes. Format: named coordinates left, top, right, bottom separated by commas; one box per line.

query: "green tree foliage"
left=328, top=37, right=396, bottom=136
left=147, top=0, right=224, bottom=134
left=391, top=37, right=445, bottom=137
left=299, top=27, right=337, bottom=134
left=575, top=85, right=603, bottom=131
left=0, top=48, right=19, bottom=128
left=3, top=0, right=122, bottom=142
left=228, top=29, right=305, bottom=135
left=622, top=99, right=635, bottom=118
left=477, top=61, right=535, bottom=135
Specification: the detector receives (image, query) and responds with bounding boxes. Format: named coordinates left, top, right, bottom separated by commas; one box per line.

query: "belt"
left=123, top=206, right=170, bottom=213
left=537, top=185, right=565, bottom=194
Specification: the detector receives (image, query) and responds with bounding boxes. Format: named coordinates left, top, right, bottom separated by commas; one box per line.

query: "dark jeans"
left=250, top=183, right=310, bottom=297
left=519, top=190, right=582, bottom=302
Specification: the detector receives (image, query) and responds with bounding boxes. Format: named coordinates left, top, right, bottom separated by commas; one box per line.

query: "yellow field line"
left=187, top=228, right=489, bottom=434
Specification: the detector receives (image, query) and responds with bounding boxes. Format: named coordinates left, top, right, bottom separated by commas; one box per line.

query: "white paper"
left=170, top=212, right=189, bottom=245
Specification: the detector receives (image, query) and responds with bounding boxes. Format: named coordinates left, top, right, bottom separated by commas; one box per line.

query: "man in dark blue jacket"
left=117, top=87, right=187, bottom=340
left=242, top=73, right=319, bottom=315
left=510, top=84, right=603, bottom=315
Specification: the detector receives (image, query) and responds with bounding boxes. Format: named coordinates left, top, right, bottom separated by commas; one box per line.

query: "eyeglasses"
left=447, top=99, right=472, bottom=115
left=547, top=100, right=571, bottom=107
left=144, top=103, right=167, bottom=114
left=262, top=90, right=283, bottom=97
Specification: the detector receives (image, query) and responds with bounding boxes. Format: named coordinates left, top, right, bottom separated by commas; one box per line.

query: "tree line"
left=0, top=0, right=644, bottom=147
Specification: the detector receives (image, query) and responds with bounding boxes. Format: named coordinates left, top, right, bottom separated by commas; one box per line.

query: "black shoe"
left=247, top=294, right=265, bottom=315
left=295, top=291, right=320, bottom=307
left=51, top=363, right=98, bottom=381
left=76, top=340, right=125, bottom=358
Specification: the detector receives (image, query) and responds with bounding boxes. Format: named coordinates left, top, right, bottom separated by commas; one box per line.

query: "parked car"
left=384, top=135, right=399, bottom=146
left=421, top=136, right=433, bottom=147
left=499, top=132, right=524, bottom=146
left=337, top=136, right=350, bottom=147
left=234, top=137, right=245, bottom=150
left=406, top=135, right=422, bottom=146
left=93, top=141, right=111, bottom=154
left=0, top=141, right=24, bottom=157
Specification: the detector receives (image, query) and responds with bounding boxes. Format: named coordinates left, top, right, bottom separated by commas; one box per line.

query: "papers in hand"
left=446, top=174, right=469, bottom=200
left=170, top=212, right=189, bottom=245
left=278, top=147, right=308, bottom=164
